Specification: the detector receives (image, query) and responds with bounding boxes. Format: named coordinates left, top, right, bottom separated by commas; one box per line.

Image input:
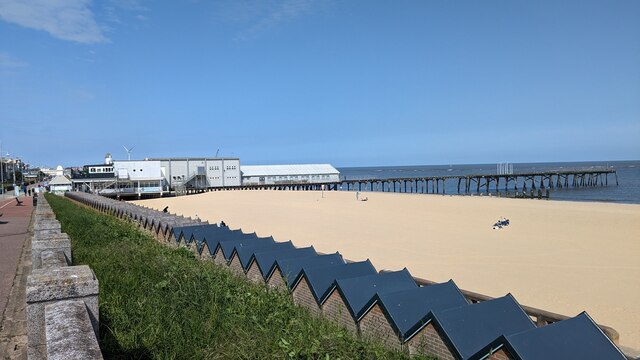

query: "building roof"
left=273, top=253, right=345, bottom=289
left=147, top=157, right=240, bottom=161
left=240, top=164, right=339, bottom=177
left=48, top=175, right=72, bottom=186
left=181, top=224, right=215, bottom=244
left=297, top=260, right=377, bottom=304
left=188, top=224, right=222, bottom=244
left=372, top=280, right=469, bottom=342
left=171, top=224, right=208, bottom=244
left=202, top=229, right=246, bottom=256
left=334, top=269, right=418, bottom=321
left=252, top=247, right=317, bottom=281
left=217, top=235, right=272, bottom=261
left=432, top=294, right=536, bottom=360
left=233, top=241, right=294, bottom=270
left=476, top=312, right=627, bottom=360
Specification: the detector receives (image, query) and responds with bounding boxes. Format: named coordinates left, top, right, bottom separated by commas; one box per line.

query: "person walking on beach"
left=356, top=191, right=360, bottom=201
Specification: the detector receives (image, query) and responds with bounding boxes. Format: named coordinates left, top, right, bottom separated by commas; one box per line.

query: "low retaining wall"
left=26, top=194, right=102, bottom=360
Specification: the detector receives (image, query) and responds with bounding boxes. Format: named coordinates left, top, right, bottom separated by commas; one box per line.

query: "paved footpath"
left=0, top=195, right=33, bottom=359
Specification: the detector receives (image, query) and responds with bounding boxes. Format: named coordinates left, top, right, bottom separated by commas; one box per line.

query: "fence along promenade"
left=26, top=194, right=102, bottom=359
left=63, top=191, right=631, bottom=359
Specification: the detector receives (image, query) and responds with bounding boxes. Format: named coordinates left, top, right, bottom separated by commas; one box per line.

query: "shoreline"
left=135, top=190, right=640, bottom=348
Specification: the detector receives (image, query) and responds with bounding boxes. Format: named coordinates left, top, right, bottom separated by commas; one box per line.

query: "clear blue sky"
left=1, top=0, right=639, bottom=168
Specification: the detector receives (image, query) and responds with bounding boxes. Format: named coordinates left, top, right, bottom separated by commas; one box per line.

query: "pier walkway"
left=174, top=168, right=618, bottom=197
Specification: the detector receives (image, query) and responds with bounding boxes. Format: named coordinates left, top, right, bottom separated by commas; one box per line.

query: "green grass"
left=45, top=194, right=433, bottom=360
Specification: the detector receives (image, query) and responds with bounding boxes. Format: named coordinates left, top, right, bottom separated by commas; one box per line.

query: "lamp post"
left=0, top=141, right=3, bottom=194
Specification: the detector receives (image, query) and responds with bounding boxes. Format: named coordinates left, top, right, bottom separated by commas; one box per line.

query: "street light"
left=0, top=142, right=3, bottom=194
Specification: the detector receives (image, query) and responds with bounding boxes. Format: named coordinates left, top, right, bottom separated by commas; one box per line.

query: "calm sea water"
left=337, top=160, right=640, bottom=204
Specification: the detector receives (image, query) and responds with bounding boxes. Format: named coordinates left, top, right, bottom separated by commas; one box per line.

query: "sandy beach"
left=135, top=191, right=640, bottom=349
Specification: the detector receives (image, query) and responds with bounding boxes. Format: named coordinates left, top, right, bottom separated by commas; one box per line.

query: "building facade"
left=240, top=164, right=340, bottom=186
left=148, top=157, right=241, bottom=190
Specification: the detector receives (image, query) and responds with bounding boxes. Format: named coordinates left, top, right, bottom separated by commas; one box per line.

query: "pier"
left=338, top=169, right=618, bottom=195
left=175, top=168, right=618, bottom=197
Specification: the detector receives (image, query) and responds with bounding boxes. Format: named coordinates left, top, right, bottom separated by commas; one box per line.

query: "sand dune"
left=135, top=190, right=640, bottom=348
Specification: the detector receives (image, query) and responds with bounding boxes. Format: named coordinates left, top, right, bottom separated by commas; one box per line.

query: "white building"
left=112, top=160, right=163, bottom=196
left=49, top=166, right=72, bottom=195
left=148, top=157, right=242, bottom=190
left=240, top=164, right=340, bottom=185
left=72, top=155, right=164, bottom=198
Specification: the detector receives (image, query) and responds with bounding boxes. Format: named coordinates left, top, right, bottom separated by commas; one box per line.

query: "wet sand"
left=135, top=191, right=640, bottom=348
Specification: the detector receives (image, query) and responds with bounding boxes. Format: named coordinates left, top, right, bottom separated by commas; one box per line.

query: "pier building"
left=240, top=164, right=340, bottom=185
left=147, top=157, right=242, bottom=192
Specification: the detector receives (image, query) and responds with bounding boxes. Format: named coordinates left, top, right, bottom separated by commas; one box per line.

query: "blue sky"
left=1, top=0, right=639, bottom=168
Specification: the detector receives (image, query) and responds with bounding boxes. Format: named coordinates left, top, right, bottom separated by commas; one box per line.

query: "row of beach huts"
left=65, top=191, right=628, bottom=360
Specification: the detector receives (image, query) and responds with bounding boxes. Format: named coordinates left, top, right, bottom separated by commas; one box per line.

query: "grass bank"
left=46, top=194, right=430, bottom=359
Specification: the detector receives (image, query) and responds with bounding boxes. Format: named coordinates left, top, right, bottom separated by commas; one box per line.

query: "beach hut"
left=246, top=246, right=317, bottom=284
left=168, top=224, right=202, bottom=246
left=178, top=224, right=210, bottom=248
left=358, top=280, right=469, bottom=350
left=228, top=241, right=294, bottom=276
left=413, top=294, right=535, bottom=359
left=212, top=233, right=266, bottom=266
left=291, top=260, right=376, bottom=317
left=267, top=253, right=345, bottom=290
left=324, top=269, right=418, bottom=335
left=199, top=228, right=243, bottom=260
left=469, top=312, right=627, bottom=360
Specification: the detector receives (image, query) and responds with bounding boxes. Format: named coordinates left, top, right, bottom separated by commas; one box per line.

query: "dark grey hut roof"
left=179, top=224, right=212, bottom=244
left=298, top=260, right=377, bottom=304
left=334, top=269, right=418, bottom=321
left=233, top=241, right=294, bottom=270
left=171, top=224, right=204, bottom=243
left=217, top=233, right=269, bottom=261
left=472, top=312, right=627, bottom=360
left=251, top=247, right=317, bottom=281
left=273, top=253, right=345, bottom=290
left=188, top=224, right=221, bottom=244
left=202, top=229, right=244, bottom=256
left=431, top=294, right=536, bottom=360
left=371, top=279, right=469, bottom=342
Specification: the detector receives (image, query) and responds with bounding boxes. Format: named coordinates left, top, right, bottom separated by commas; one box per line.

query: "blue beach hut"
left=359, top=280, right=469, bottom=350
left=246, top=246, right=317, bottom=283
left=268, top=252, right=345, bottom=290
left=470, top=312, right=627, bottom=360
left=417, top=294, right=536, bottom=359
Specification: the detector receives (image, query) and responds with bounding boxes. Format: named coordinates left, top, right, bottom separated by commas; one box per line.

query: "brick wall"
left=188, top=242, right=199, bottom=257
left=292, top=277, right=322, bottom=317
left=322, top=290, right=358, bottom=335
left=200, top=244, right=211, bottom=260
left=229, top=255, right=245, bottom=276
left=406, top=323, right=456, bottom=360
left=488, top=347, right=514, bottom=360
left=267, top=268, right=286, bottom=290
left=213, top=249, right=228, bottom=266
left=359, top=303, right=403, bottom=351
left=246, top=261, right=265, bottom=284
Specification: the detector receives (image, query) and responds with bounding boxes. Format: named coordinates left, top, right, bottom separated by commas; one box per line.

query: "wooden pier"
left=173, top=168, right=617, bottom=197
left=338, top=169, right=618, bottom=195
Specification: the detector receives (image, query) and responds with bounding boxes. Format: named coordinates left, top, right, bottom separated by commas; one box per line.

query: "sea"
left=337, top=160, right=640, bottom=204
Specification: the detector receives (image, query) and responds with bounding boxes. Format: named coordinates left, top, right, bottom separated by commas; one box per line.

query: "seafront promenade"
left=0, top=195, right=32, bottom=359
